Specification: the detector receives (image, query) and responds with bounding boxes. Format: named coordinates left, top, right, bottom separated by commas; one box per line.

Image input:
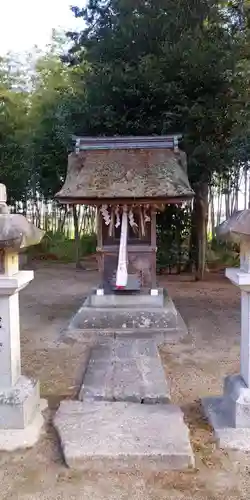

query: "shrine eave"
left=72, top=135, right=182, bottom=151
left=56, top=195, right=192, bottom=206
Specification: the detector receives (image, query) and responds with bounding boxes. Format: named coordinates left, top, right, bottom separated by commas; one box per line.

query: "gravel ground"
left=1, top=262, right=249, bottom=500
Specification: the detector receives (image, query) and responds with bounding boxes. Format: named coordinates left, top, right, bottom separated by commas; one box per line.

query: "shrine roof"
left=56, top=136, right=193, bottom=203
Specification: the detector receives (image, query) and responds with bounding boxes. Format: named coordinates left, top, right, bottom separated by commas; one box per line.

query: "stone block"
left=202, top=396, right=250, bottom=451
left=89, top=288, right=165, bottom=308
left=79, top=339, right=170, bottom=404
left=0, top=411, right=44, bottom=452
left=113, top=338, right=158, bottom=358
left=202, top=374, right=250, bottom=450
left=54, top=400, right=194, bottom=471
left=0, top=376, right=40, bottom=429
left=80, top=361, right=114, bottom=401
left=223, top=374, right=250, bottom=428
left=65, top=291, right=187, bottom=344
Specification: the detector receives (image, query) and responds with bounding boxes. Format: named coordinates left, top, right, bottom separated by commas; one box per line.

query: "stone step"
left=54, top=400, right=194, bottom=471
left=79, top=339, right=170, bottom=404
left=88, top=288, right=165, bottom=308
left=65, top=294, right=188, bottom=343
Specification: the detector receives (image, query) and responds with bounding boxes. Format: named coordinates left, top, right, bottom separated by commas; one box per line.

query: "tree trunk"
left=58, top=206, right=68, bottom=234
left=248, top=168, right=250, bottom=209
left=73, top=205, right=81, bottom=269
left=217, top=183, right=222, bottom=227
left=23, top=198, right=28, bottom=217
left=185, top=203, right=196, bottom=274
left=193, top=182, right=209, bottom=281
left=210, top=186, right=215, bottom=239
left=245, top=166, right=248, bottom=209
left=225, top=181, right=230, bottom=219
left=235, top=183, right=239, bottom=212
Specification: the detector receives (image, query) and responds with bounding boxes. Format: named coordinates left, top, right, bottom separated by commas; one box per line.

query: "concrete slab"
left=63, top=291, right=187, bottom=344
left=0, top=412, right=44, bottom=452
left=89, top=288, right=165, bottom=308
left=54, top=400, right=194, bottom=471
left=223, top=374, right=250, bottom=428
left=0, top=375, right=40, bottom=429
left=79, top=339, right=170, bottom=403
left=202, top=396, right=250, bottom=451
left=0, top=397, right=46, bottom=452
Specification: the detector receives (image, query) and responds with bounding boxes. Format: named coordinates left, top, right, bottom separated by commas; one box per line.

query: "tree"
left=0, top=56, right=30, bottom=204
left=66, top=0, right=250, bottom=278
left=26, top=35, right=88, bottom=266
left=28, top=35, right=87, bottom=200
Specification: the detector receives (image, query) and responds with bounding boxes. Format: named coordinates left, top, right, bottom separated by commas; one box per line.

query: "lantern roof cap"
left=217, top=210, right=250, bottom=243
left=0, top=184, right=44, bottom=250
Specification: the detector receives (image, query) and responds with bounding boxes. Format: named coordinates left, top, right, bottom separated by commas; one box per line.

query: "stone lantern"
left=203, top=210, right=250, bottom=450
left=0, top=184, right=45, bottom=451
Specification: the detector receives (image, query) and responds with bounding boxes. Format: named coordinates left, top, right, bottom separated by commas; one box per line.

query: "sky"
left=0, top=0, right=84, bottom=55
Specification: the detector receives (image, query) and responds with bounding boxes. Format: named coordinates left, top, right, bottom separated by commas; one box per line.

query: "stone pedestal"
left=202, top=243, right=250, bottom=450
left=64, top=288, right=188, bottom=344
left=202, top=375, right=250, bottom=451
left=223, top=374, right=250, bottom=428
left=0, top=252, right=45, bottom=451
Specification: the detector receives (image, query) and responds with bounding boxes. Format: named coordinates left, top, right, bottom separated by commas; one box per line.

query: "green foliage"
left=67, top=0, right=250, bottom=277
left=29, top=231, right=97, bottom=262
left=2, top=5, right=250, bottom=276
left=0, top=34, right=87, bottom=205
left=156, top=205, right=191, bottom=273
left=68, top=0, right=250, bottom=187
left=27, top=37, right=87, bottom=200
left=0, top=58, right=30, bottom=203
left=207, top=237, right=240, bottom=268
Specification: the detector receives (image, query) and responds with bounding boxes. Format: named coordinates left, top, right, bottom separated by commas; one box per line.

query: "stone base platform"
left=0, top=411, right=44, bottom=452
left=0, top=376, right=46, bottom=451
left=202, top=396, right=250, bottom=451
left=54, top=400, right=194, bottom=471
left=79, top=339, right=170, bottom=403
left=63, top=288, right=187, bottom=344
left=0, top=376, right=40, bottom=429
left=202, top=374, right=250, bottom=451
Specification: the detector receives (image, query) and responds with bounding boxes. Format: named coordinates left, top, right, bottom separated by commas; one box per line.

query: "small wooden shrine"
left=56, top=136, right=193, bottom=294
left=54, top=143, right=195, bottom=472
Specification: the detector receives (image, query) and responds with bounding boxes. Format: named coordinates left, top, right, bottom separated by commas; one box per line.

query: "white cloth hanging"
left=116, top=205, right=128, bottom=288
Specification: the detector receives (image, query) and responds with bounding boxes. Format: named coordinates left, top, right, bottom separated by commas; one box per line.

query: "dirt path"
left=1, top=263, right=250, bottom=500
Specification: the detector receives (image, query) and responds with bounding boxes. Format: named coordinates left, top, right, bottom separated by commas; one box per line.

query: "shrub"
left=28, top=231, right=97, bottom=263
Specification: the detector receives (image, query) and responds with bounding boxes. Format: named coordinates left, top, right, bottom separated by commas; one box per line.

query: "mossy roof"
left=56, top=147, right=193, bottom=203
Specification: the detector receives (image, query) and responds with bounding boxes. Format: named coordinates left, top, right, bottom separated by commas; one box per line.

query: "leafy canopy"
left=68, top=0, right=250, bottom=185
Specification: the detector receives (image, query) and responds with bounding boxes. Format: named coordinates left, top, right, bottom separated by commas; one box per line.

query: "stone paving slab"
left=79, top=339, right=170, bottom=403
left=202, top=396, right=250, bottom=451
left=54, top=400, right=194, bottom=471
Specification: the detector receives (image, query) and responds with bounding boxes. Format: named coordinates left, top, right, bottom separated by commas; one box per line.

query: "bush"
left=156, top=204, right=191, bottom=274
left=28, top=231, right=97, bottom=262
left=207, top=237, right=239, bottom=268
